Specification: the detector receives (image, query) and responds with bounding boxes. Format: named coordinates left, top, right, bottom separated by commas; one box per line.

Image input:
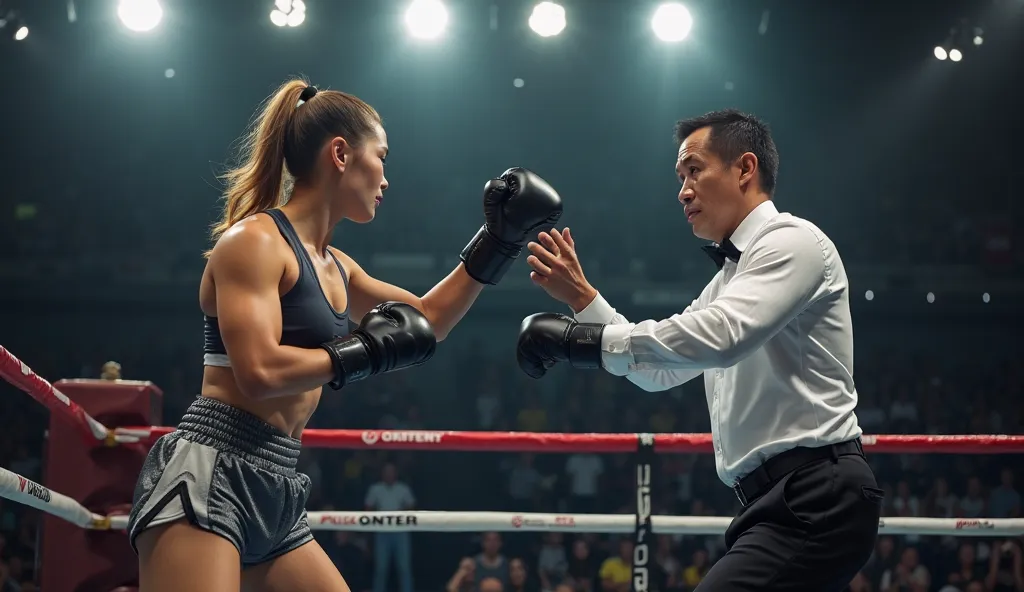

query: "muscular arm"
left=211, top=221, right=335, bottom=399
left=335, top=249, right=484, bottom=342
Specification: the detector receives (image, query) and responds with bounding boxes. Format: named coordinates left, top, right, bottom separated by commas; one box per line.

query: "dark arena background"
left=1, top=0, right=1023, bottom=591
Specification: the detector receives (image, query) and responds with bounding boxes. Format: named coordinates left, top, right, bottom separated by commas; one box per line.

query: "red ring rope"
left=130, top=427, right=1024, bottom=454
left=4, top=345, right=1023, bottom=454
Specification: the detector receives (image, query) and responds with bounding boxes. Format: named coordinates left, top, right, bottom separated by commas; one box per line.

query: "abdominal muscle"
left=201, top=366, right=320, bottom=439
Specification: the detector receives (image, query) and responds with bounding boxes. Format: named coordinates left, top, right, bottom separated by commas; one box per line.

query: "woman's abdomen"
left=200, top=366, right=322, bottom=438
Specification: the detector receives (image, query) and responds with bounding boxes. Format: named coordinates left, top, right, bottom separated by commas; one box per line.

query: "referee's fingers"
left=527, top=241, right=559, bottom=267
left=526, top=255, right=552, bottom=276
left=549, top=228, right=572, bottom=255
left=537, top=231, right=561, bottom=256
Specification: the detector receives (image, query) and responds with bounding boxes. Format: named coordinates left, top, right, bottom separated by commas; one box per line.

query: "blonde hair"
left=207, top=79, right=380, bottom=255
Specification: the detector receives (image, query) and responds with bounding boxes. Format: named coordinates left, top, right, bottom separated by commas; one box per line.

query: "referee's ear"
left=738, top=152, right=760, bottom=192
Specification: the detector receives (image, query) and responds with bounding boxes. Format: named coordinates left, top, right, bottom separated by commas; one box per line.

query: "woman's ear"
left=330, top=137, right=350, bottom=172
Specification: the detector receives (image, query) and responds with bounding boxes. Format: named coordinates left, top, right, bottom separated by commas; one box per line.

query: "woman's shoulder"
left=209, top=214, right=288, bottom=267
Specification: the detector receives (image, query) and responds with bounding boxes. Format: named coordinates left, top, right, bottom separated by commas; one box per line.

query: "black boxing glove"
left=516, top=313, right=604, bottom=379
left=321, top=302, right=437, bottom=390
left=461, top=168, right=563, bottom=285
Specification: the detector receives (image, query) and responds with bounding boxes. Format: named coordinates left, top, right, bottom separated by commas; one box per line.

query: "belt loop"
left=829, top=443, right=839, bottom=463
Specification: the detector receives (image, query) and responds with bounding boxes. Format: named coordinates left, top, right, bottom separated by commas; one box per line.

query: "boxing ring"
left=2, top=345, right=1024, bottom=591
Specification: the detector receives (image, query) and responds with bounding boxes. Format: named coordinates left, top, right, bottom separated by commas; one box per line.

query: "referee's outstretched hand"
left=526, top=228, right=599, bottom=313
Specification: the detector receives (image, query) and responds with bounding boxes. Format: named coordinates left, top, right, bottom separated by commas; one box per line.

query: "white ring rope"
left=5, top=466, right=1020, bottom=539
left=0, top=466, right=110, bottom=529
left=307, top=511, right=1024, bottom=536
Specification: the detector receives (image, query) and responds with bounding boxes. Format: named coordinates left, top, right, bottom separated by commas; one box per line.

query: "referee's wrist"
left=569, top=285, right=599, bottom=314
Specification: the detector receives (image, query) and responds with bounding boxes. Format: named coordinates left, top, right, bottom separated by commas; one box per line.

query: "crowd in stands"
left=1, top=340, right=1021, bottom=591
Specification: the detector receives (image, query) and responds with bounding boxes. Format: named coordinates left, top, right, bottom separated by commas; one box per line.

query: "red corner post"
left=41, top=379, right=162, bottom=592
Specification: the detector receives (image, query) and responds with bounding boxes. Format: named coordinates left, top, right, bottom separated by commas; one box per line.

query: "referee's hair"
left=674, top=110, right=780, bottom=196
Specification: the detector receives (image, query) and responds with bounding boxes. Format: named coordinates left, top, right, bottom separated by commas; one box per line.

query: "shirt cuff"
left=573, top=292, right=617, bottom=324
left=599, top=323, right=635, bottom=377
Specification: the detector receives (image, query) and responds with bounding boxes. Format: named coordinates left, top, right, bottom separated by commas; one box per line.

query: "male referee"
left=515, top=110, right=883, bottom=590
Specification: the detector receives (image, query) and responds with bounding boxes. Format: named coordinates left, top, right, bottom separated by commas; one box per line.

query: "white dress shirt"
left=574, top=200, right=861, bottom=486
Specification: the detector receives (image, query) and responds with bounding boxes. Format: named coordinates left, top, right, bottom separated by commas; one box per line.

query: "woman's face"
left=332, top=123, right=389, bottom=224
left=510, top=558, right=527, bottom=585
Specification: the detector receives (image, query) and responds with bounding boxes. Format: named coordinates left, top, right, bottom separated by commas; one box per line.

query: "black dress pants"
left=695, top=453, right=882, bottom=591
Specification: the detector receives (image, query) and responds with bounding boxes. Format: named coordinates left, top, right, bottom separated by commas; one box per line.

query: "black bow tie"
left=701, top=239, right=742, bottom=269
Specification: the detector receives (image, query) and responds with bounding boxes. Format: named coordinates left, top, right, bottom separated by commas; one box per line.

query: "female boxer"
left=127, top=79, right=562, bottom=591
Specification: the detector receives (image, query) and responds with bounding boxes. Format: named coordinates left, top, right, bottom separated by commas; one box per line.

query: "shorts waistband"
left=176, top=396, right=301, bottom=474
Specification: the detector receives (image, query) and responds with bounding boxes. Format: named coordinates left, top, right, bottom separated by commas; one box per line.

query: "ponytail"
left=207, top=79, right=309, bottom=255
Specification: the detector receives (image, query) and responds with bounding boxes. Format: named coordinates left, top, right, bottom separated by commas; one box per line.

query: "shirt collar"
left=728, top=200, right=778, bottom=252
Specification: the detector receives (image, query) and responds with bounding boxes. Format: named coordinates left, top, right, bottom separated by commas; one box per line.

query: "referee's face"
left=676, top=127, right=738, bottom=243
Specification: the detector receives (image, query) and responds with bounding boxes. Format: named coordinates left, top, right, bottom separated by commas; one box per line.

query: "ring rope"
left=117, top=427, right=1024, bottom=454
left=0, top=466, right=115, bottom=530
left=3, top=466, right=1022, bottom=540
left=306, top=511, right=1024, bottom=537
left=0, top=346, right=139, bottom=446
left=5, top=345, right=1024, bottom=454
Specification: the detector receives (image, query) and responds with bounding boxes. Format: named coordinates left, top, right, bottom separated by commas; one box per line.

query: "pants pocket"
left=779, top=470, right=815, bottom=530
left=861, top=486, right=885, bottom=506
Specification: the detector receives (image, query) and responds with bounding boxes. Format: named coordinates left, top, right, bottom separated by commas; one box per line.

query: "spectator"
left=959, top=477, right=987, bottom=518
left=553, top=585, right=574, bottom=592
left=888, top=386, right=919, bottom=432
left=985, top=539, right=1024, bottom=592
left=988, top=468, right=1021, bottom=518
left=891, top=480, right=922, bottom=543
left=566, top=539, right=597, bottom=592
left=537, top=533, right=568, bottom=591
left=598, top=539, right=632, bottom=592
left=565, top=453, right=604, bottom=513
left=946, top=542, right=981, bottom=589
left=652, top=535, right=681, bottom=590
left=509, top=558, right=532, bottom=592
left=856, top=386, right=887, bottom=432
left=507, top=454, right=544, bottom=510
left=925, top=477, right=958, bottom=517
left=880, top=547, right=930, bottom=592
left=474, top=532, right=510, bottom=590
left=446, top=558, right=477, bottom=592
left=681, top=548, right=709, bottom=590
left=864, top=536, right=898, bottom=590
left=364, top=462, right=415, bottom=592
left=480, top=577, right=505, bottom=592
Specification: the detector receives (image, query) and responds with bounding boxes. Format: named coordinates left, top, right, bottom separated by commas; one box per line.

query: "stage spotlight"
left=652, top=2, right=692, bottom=43
left=949, top=48, right=962, bottom=62
left=14, top=25, right=28, bottom=40
left=529, top=2, right=566, bottom=37
left=118, top=0, right=163, bottom=33
left=271, top=0, right=305, bottom=27
left=405, top=0, right=448, bottom=40
left=973, top=27, right=984, bottom=45
left=933, top=46, right=948, bottom=60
